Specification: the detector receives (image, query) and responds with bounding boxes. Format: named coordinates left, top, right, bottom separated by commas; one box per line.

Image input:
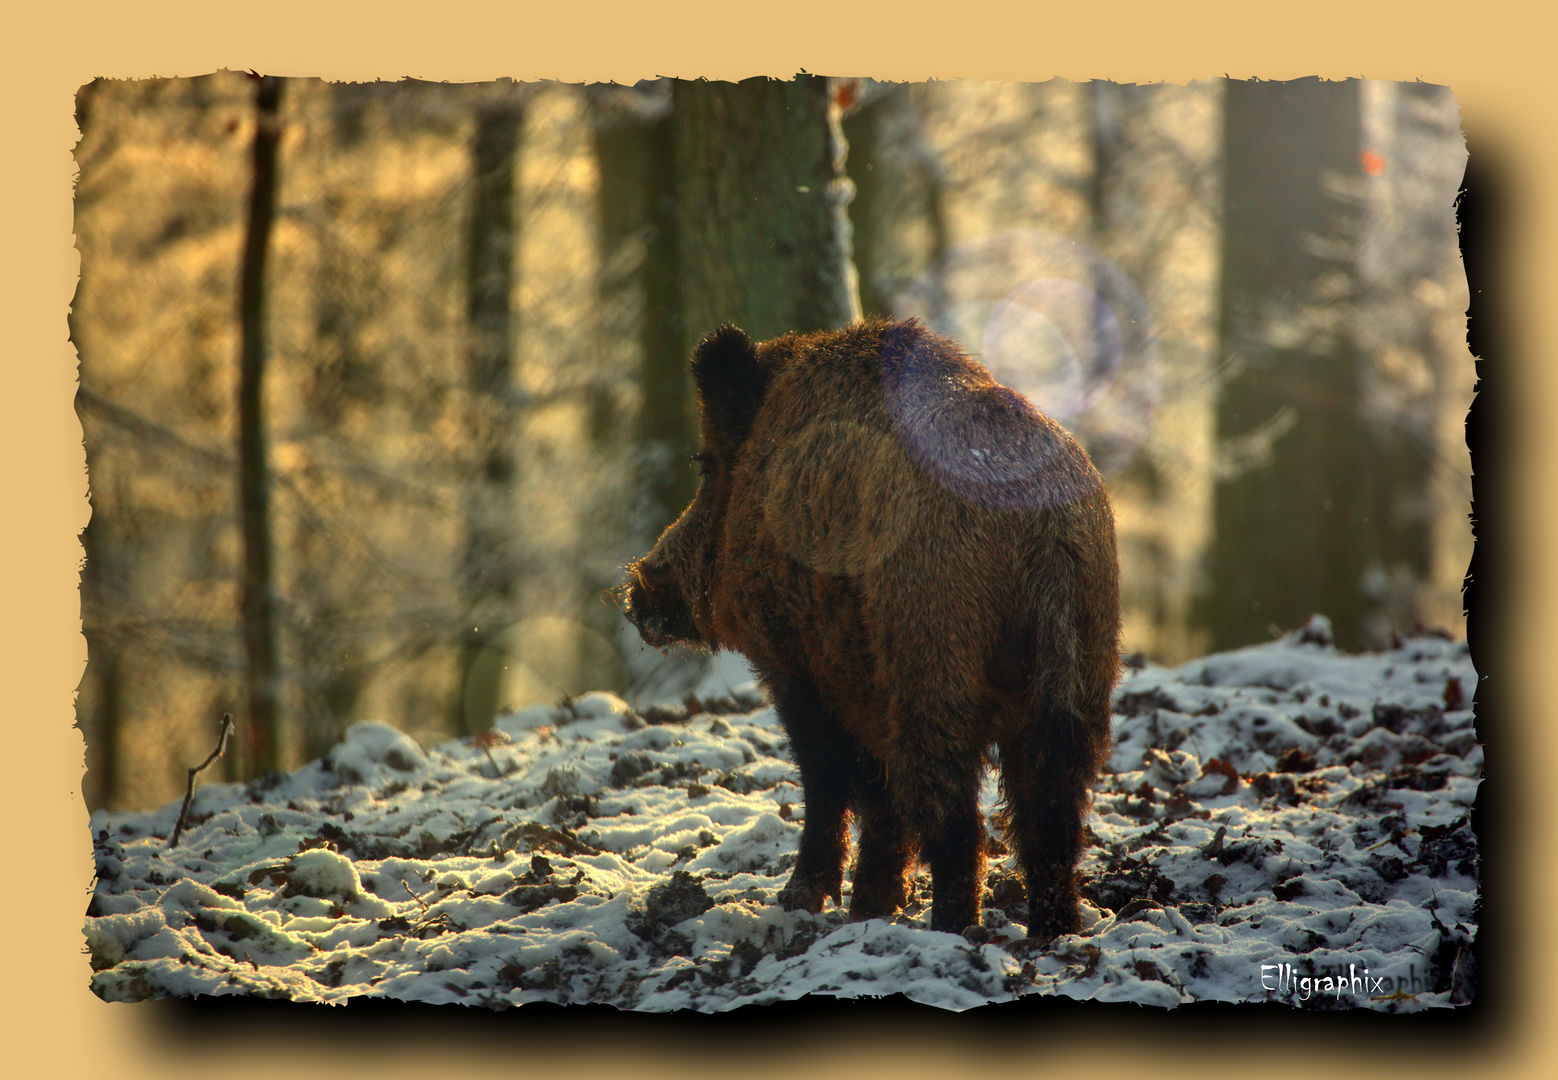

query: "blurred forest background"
left=72, top=74, right=1471, bottom=811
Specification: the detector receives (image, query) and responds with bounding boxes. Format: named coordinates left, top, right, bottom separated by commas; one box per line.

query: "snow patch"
left=85, top=629, right=1479, bottom=1012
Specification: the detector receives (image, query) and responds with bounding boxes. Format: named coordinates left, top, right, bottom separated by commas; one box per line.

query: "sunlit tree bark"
left=453, top=94, right=524, bottom=735
left=671, top=76, right=861, bottom=355
left=1205, top=77, right=1368, bottom=650
left=238, top=74, right=284, bottom=775
left=591, top=86, right=697, bottom=539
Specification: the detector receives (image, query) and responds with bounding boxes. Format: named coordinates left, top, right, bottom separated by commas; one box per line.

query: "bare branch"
left=169, top=713, right=236, bottom=848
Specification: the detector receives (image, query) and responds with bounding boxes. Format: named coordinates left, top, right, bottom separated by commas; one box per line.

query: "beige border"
left=7, top=0, right=1549, bottom=1076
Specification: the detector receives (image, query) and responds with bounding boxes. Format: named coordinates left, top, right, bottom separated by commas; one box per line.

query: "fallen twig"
left=170, top=713, right=236, bottom=848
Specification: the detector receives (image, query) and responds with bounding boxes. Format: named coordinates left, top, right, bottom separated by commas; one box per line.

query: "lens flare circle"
left=983, top=277, right=1125, bottom=420
left=891, top=230, right=1161, bottom=477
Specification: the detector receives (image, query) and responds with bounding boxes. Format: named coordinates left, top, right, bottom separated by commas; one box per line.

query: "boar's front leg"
left=768, top=673, right=855, bottom=914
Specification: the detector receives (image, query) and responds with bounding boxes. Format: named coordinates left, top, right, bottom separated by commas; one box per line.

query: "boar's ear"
left=691, top=325, right=770, bottom=446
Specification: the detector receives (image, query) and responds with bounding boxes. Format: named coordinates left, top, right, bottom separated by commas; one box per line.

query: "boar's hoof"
left=929, top=908, right=981, bottom=936
left=777, top=874, right=841, bottom=915
left=1025, top=899, right=1083, bottom=943
left=845, top=877, right=907, bottom=920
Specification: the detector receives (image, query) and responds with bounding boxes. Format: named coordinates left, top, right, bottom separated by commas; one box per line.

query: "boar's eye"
left=691, top=451, right=715, bottom=478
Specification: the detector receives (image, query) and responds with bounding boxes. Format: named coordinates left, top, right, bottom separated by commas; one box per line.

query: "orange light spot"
left=1362, top=150, right=1385, bottom=176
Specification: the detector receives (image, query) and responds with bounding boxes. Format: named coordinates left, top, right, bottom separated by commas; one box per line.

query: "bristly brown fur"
left=624, top=318, right=1121, bottom=938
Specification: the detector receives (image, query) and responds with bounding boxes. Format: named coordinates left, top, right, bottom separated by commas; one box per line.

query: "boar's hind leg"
left=892, top=707, right=987, bottom=935
left=770, top=675, right=856, bottom=915
left=997, top=700, right=1107, bottom=941
left=847, top=767, right=914, bottom=920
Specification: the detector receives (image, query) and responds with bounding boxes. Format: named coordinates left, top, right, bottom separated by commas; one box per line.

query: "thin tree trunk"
left=238, top=74, right=284, bottom=776
left=840, top=83, right=890, bottom=321
left=841, top=84, right=950, bottom=323
left=639, top=100, right=697, bottom=530
left=591, top=88, right=697, bottom=536
left=453, top=96, right=523, bottom=735
left=78, top=511, right=124, bottom=808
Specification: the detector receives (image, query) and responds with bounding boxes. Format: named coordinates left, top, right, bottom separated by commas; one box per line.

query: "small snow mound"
left=1143, top=747, right=1200, bottom=787
left=569, top=691, right=633, bottom=719
left=730, top=681, right=767, bottom=710
left=493, top=702, right=568, bottom=737
left=1292, top=614, right=1335, bottom=647
left=727, top=811, right=789, bottom=845
left=85, top=909, right=166, bottom=970
left=159, top=878, right=243, bottom=914
left=327, top=720, right=429, bottom=784
left=286, top=848, right=362, bottom=901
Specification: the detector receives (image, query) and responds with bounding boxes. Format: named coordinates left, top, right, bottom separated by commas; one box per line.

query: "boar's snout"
left=622, top=554, right=702, bottom=649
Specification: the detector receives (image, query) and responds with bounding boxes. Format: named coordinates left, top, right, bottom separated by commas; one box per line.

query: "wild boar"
left=623, top=318, right=1119, bottom=938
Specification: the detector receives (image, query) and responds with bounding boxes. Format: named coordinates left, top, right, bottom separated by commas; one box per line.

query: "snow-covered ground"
left=85, top=618, right=1479, bottom=1012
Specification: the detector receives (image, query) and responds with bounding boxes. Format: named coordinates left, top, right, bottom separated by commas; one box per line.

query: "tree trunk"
left=238, top=74, right=284, bottom=776
left=671, top=76, right=861, bottom=355
left=1204, top=77, right=1368, bottom=650
left=839, top=83, right=891, bottom=321
left=78, top=507, right=125, bottom=809
left=1360, top=81, right=1461, bottom=637
left=591, top=87, right=697, bottom=538
left=453, top=96, right=524, bottom=735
